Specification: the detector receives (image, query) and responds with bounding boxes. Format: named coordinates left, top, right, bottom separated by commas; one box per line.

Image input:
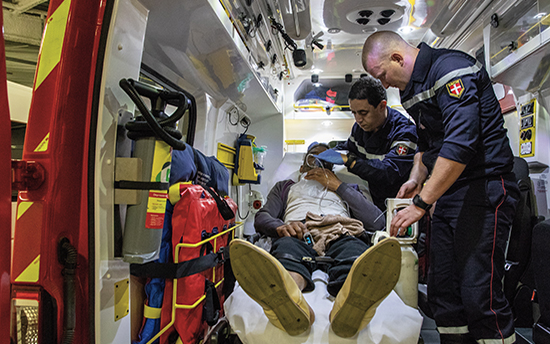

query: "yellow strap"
left=143, top=304, right=162, bottom=319
left=168, top=181, right=192, bottom=205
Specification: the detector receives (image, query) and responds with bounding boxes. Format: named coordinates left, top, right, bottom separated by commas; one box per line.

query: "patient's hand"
left=276, top=221, right=307, bottom=239
left=304, top=168, right=342, bottom=192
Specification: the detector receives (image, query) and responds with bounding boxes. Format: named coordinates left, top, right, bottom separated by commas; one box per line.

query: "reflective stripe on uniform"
left=402, top=61, right=483, bottom=109
left=438, top=326, right=515, bottom=344
left=437, top=325, right=469, bottom=334
left=477, top=333, right=516, bottom=344
left=349, top=136, right=417, bottom=161
left=349, top=136, right=385, bottom=160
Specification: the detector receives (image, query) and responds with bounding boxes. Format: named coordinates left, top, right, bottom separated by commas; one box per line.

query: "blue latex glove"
left=313, top=149, right=344, bottom=165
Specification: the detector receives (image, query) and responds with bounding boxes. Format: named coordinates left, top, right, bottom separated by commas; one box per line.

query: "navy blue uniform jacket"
left=401, top=43, right=514, bottom=182
left=336, top=106, right=417, bottom=210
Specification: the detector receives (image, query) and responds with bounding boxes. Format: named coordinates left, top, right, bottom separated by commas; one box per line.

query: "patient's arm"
left=303, top=168, right=342, bottom=191
left=254, top=180, right=294, bottom=237
left=336, top=183, right=386, bottom=231
left=305, top=168, right=385, bottom=231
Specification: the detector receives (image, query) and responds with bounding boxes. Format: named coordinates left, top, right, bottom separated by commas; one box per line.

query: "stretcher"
left=222, top=151, right=423, bottom=343
left=225, top=270, right=422, bottom=343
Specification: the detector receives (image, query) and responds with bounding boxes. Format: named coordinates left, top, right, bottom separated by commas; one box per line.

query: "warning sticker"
left=145, top=213, right=165, bottom=229
left=145, top=141, right=172, bottom=229
left=146, top=192, right=169, bottom=229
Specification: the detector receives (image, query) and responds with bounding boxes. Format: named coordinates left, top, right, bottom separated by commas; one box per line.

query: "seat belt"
left=130, top=247, right=229, bottom=279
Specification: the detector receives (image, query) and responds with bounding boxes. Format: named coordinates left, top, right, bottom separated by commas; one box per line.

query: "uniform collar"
left=402, top=43, right=433, bottom=98
left=411, top=42, right=433, bottom=83
left=377, top=106, right=393, bottom=132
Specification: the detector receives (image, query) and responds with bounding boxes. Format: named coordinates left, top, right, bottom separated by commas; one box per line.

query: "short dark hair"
left=348, top=75, right=387, bottom=107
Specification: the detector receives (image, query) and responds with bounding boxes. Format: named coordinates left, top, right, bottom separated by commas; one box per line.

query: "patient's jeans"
left=271, top=235, right=369, bottom=297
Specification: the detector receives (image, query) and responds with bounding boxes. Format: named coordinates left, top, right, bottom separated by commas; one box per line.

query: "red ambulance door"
left=0, top=7, right=12, bottom=344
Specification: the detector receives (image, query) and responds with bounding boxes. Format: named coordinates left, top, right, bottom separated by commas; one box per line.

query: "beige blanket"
left=305, top=212, right=365, bottom=256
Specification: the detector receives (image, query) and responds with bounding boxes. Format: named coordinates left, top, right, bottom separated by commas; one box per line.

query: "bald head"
left=362, top=31, right=409, bottom=64
left=361, top=31, right=419, bottom=90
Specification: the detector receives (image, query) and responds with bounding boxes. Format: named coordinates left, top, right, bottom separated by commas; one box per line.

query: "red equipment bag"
left=159, top=184, right=237, bottom=344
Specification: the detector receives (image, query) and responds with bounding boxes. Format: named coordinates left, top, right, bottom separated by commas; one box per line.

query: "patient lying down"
left=229, top=143, right=402, bottom=338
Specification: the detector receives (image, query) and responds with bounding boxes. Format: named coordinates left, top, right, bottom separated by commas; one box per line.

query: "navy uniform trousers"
left=428, top=175, right=519, bottom=342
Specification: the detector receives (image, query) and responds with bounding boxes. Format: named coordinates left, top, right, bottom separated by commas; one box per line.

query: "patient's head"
left=300, top=143, right=333, bottom=173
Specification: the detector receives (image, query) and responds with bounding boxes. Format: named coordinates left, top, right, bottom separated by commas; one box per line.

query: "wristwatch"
left=413, top=194, right=432, bottom=212
left=345, top=152, right=357, bottom=168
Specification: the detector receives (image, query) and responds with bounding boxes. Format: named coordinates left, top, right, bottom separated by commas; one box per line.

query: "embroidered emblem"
left=396, top=144, right=409, bottom=156
left=446, top=79, right=465, bottom=98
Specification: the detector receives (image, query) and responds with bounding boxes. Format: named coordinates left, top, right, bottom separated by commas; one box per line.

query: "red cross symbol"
left=447, top=79, right=464, bottom=98
left=397, top=145, right=408, bottom=155
left=450, top=83, right=462, bottom=95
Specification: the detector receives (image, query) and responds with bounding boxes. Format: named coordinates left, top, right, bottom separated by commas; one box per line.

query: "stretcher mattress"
left=225, top=270, right=423, bottom=344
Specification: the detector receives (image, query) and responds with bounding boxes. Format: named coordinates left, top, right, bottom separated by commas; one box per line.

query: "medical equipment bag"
left=131, top=182, right=237, bottom=344
left=156, top=183, right=237, bottom=344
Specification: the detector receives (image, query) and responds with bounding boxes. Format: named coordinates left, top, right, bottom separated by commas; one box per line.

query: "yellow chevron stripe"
left=15, top=255, right=40, bottom=283
left=34, top=132, right=50, bottom=152
left=16, top=202, right=34, bottom=220
left=34, top=0, right=71, bottom=90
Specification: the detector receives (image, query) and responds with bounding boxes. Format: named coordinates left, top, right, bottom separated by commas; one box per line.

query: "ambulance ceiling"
left=0, top=0, right=524, bottom=87
left=275, top=0, right=499, bottom=77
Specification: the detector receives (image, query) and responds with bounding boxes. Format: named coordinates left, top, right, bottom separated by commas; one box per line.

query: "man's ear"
left=299, top=165, right=305, bottom=174
left=378, top=99, right=387, bottom=111
left=390, top=52, right=404, bottom=66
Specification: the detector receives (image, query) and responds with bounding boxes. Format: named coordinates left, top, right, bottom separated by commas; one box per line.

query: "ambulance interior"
left=6, top=0, right=550, bottom=343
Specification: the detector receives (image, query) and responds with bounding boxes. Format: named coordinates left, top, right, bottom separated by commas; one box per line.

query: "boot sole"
left=331, top=239, right=401, bottom=338
left=230, top=240, right=311, bottom=336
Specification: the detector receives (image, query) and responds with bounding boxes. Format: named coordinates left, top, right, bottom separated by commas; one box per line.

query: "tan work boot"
left=229, top=239, right=314, bottom=335
left=329, top=237, right=401, bottom=338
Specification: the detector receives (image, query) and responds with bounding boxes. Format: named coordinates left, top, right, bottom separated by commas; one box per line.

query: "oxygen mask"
left=305, top=153, right=334, bottom=170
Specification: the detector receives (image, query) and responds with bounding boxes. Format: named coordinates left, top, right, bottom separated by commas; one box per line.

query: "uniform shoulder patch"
left=396, top=144, right=409, bottom=156
left=446, top=79, right=465, bottom=98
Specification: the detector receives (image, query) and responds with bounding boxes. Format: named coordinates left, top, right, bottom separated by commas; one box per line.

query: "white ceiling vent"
left=322, top=1, right=408, bottom=36
left=346, top=6, right=405, bottom=27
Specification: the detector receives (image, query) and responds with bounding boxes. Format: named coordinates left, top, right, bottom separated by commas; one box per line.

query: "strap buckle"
left=217, top=247, right=229, bottom=263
